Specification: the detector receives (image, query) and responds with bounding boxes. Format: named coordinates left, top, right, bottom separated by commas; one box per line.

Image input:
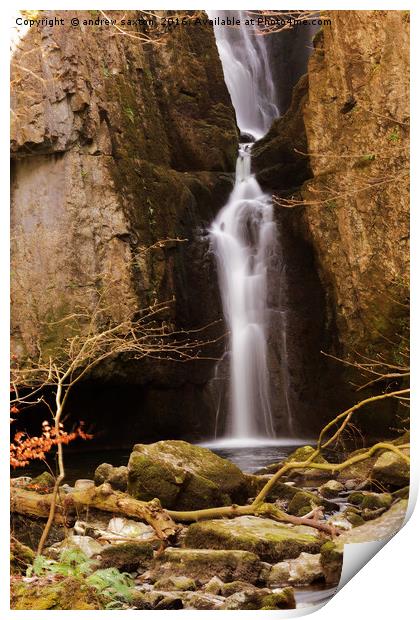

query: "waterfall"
left=209, top=11, right=280, bottom=440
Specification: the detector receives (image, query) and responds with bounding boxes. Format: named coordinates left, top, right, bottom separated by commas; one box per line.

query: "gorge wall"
left=254, top=10, right=409, bottom=435
left=11, top=10, right=238, bottom=442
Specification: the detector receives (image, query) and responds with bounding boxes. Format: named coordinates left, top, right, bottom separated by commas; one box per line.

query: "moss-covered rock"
left=154, top=575, right=197, bottom=591
left=98, top=542, right=153, bottom=571
left=361, top=493, right=393, bottom=510
left=25, top=471, right=55, bottom=493
left=149, top=547, right=262, bottom=585
left=127, top=440, right=248, bottom=510
left=222, top=587, right=296, bottom=610
left=287, top=490, right=337, bottom=516
left=260, top=588, right=296, bottom=610
left=320, top=541, right=343, bottom=586
left=10, top=539, right=35, bottom=575
left=10, top=576, right=106, bottom=610
left=319, top=479, right=345, bottom=498
left=372, top=451, right=410, bottom=487
left=184, top=515, right=322, bottom=562
left=94, top=463, right=128, bottom=492
left=268, top=552, right=323, bottom=587
left=337, top=455, right=376, bottom=483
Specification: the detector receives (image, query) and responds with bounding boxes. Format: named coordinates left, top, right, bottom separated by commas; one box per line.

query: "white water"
left=209, top=12, right=281, bottom=440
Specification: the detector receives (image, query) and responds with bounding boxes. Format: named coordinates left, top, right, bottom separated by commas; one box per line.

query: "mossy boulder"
left=127, top=440, right=248, bottom=510
left=320, top=541, right=343, bottom=586
left=284, top=446, right=333, bottom=481
left=319, top=480, right=345, bottom=498
left=337, top=454, right=376, bottom=483
left=287, top=491, right=323, bottom=516
left=94, top=463, right=128, bottom=492
left=268, top=552, right=323, bottom=587
left=149, top=547, right=262, bottom=585
left=10, top=539, right=35, bottom=575
left=184, top=515, right=322, bottom=562
left=361, top=493, right=393, bottom=511
left=222, top=587, right=295, bottom=610
left=10, top=576, right=105, bottom=610
left=246, top=475, right=301, bottom=501
left=287, top=490, right=337, bottom=516
left=154, top=575, right=196, bottom=591
left=98, top=541, right=153, bottom=571
left=25, top=471, right=55, bottom=493
left=372, top=450, right=410, bottom=487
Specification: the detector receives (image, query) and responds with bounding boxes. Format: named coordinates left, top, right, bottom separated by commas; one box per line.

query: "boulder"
left=127, top=440, right=248, bottom=510
left=94, top=464, right=128, bottom=492
left=287, top=490, right=338, bottom=516
left=154, top=576, right=196, bottom=591
left=320, top=541, right=343, bottom=586
left=98, top=541, right=153, bottom=571
left=372, top=451, right=410, bottom=487
left=10, top=576, right=105, bottom=610
left=148, top=547, right=263, bottom=584
left=203, top=576, right=225, bottom=595
left=106, top=517, right=155, bottom=541
left=284, top=446, right=333, bottom=481
left=25, top=471, right=55, bottom=493
left=184, top=515, right=322, bottom=562
left=222, top=587, right=295, bottom=610
left=181, top=591, right=225, bottom=610
left=319, top=480, right=345, bottom=498
left=46, top=535, right=103, bottom=559
left=337, top=455, right=376, bottom=483
left=268, top=552, right=324, bottom=587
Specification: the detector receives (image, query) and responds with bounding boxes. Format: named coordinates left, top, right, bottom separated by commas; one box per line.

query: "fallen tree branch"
left=11, top=483, right=179, bottom=542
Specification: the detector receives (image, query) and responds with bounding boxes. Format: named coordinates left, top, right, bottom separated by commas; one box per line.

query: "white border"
left=2, top=2, right=418, bottom=618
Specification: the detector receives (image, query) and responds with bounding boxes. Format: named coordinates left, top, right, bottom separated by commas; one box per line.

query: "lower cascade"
left=210, top=144, right=276, bottom=439
left=209, top=11, right=280, bottom=441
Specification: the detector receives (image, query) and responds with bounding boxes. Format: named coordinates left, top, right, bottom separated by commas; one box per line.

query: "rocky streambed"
left=10, top=439, right=409, bottom=610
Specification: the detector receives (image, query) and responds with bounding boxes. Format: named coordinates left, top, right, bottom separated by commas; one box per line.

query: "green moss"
left=361, top=493, right=392, bottom=510
left=287, top=491, right=324, bottom=516
left=127, top=440, right=248, bottom=510
left=261, top=588, right=296, bottom=610
left=10, top=540, right=35, bottom=575
left=184, top=515, right=321, bottom=562
left=10, top=576, right=106, bottom=610
left=348, top=492, right=365, bottom=506
left=154, top=575, right=196, bottom=591
left=99, top=542, right=153, bottom=571
left=150, top=548, right=262, bottom=585
left=320, top=541, right=343, bottom=586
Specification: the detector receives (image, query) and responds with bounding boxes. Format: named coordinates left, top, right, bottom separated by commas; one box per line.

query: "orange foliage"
left=10, top=420, right=92, bottom=468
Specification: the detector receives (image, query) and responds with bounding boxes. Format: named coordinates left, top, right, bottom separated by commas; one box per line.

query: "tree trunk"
left=10, top=483, right=179, bottom=541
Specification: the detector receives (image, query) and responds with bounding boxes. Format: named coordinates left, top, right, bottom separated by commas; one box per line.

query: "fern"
left=86, top=568, right=134, bottom=602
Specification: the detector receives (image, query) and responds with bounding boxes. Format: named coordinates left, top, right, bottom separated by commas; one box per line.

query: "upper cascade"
left=208, top=10, right=279, bottom=139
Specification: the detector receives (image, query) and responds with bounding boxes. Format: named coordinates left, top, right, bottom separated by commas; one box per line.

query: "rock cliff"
left=254, top=10, right=409, bottom=433
left=11, top=10, right=238, bottom=441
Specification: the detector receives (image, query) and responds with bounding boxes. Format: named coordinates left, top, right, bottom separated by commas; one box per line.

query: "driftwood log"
left=10, top=482, right=179, bottom=541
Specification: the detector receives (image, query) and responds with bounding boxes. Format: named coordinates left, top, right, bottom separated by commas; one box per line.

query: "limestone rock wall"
left=301, top=10, right=409, bottom=357
left=11, top=10, right=238, bottom=441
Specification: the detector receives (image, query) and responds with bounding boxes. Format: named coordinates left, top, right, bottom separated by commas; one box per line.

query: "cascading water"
left=209, top=12, right=280, bottom=440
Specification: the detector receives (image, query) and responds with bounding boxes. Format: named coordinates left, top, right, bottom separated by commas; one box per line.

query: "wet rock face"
left=11, top=10, right=238, bottom=442
left=127, top=440, right=248, bottom=509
